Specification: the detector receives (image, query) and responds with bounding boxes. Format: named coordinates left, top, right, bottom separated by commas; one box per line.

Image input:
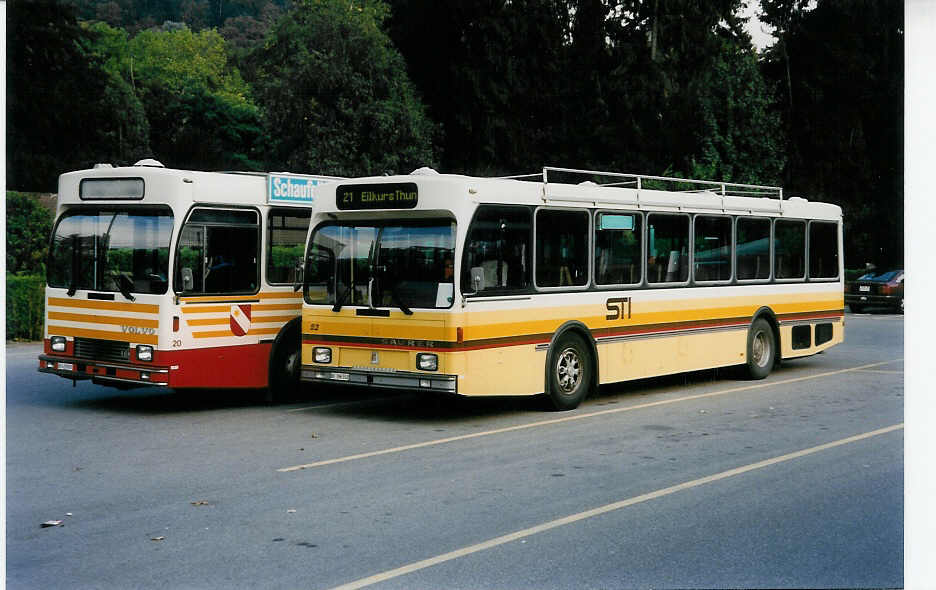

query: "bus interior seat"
left=481, top=260, right=507, bottom=289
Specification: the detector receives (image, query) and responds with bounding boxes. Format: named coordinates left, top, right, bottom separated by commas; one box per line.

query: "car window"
left=874, top=271, right=901, bottom=281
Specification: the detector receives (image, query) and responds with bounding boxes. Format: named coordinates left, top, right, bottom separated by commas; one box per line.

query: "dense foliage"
left=6, top=0, right=904, bottom=267
left=760, top=0, right=903, bottom=267
left=6, top=192, right=54, bottom=275
left=6, top=192, right=54, bottom=340
left=6, top=274, right=48, bottom=341
left=243, top=0, right=437, bottom=176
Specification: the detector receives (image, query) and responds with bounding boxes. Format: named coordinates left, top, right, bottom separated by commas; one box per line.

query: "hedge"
left=7, top=273, right=46, bottom=341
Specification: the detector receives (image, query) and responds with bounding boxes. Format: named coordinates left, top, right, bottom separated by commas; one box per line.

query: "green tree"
left=129, top=27, right=253, bottom=103
left=126, top=26, right=264, bottom=169
left=387, top=0, right=571, bottom=174
left=387, top=0, right=783, bottom=183
left=246, top=0, right=437, bottom=176
left=600, top=0, right=783, bottom=183
left=760, top=0, right=903, bottom=267
left=7, top=0, right=150, bottom=191
left=6, top=192, right=54, bottom=275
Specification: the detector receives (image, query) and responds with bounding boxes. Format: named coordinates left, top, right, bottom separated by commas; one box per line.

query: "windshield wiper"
left=332, top=279, right=354, bottom=312
left=113, top=272, right=136, bottom=302
left=384, top=278, right=413, bottom=316
left=67, top=235, right=79, bottom=297
left=98, top=212, right=138, bottom=301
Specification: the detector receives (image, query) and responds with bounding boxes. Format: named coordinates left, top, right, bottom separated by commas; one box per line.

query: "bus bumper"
left=301, top=365, right=457, bottom=394
left=39, top=354, right=170, bottom=387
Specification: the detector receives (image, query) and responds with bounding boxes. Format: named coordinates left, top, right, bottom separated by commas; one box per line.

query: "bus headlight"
left=136, top=345, right=154, bottom=362
left=51, top=336, right=67, bottom=352
left=417, top=353, right=438, bottom=371
left=314, top=347, right=332, bottom=364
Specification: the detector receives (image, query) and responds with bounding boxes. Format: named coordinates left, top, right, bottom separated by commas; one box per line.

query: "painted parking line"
left=277, top=358, right=901, bottom=473
left=328, top=423, right=904, bottom=590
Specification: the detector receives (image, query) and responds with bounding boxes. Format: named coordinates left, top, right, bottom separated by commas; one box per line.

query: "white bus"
left=39, top=159, right=339, bottom=395
left=299, top=167, right=844, bottom=410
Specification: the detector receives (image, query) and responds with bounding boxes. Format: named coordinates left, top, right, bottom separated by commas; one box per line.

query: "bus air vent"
left=74, top=338, right=131, bottom=363
left=134, top=158, right=165, bottom=168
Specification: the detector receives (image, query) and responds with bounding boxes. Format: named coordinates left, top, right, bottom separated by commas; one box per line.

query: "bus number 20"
left=605, top=297, right=631, bottom=321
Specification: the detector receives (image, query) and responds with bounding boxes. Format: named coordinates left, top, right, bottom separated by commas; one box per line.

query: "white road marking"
left=328, top=423, right=904, bottom=590
left=278, top=359, right=901, bottom=472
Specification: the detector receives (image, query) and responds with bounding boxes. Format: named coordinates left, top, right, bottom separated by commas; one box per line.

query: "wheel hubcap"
left=752, top=330, right=771, bottom=368
left=285, top=350, right=298, bottom=378
left=556, top=347, right=582, bottom=394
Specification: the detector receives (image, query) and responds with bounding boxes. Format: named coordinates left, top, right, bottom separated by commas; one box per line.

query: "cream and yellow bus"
left=299, top=167, right=843, bottom=410
left=39, top=159, right=339, bottom=395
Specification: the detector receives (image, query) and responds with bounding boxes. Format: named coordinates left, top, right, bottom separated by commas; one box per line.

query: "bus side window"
left=693, top=215, right=732, bottom=282
left=774, top=219, right=806, bottom=279
left=462, top=205, right=532, bottom=294
left=808, top=221, right=839, bottom=279
left=267, top=208, right=312, bottom=285
left=736, top=217, right=771, bottom=280
left=647, top=213, right=690, bottom=284
left=536, top=209, right=589, bottom=288
left=175, top=208, right=260, bottom=294
left=595, top=212, right=641, bottom=286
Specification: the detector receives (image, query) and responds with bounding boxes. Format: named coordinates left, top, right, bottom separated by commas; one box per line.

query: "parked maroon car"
left=845, top=269, right=904, bottom=313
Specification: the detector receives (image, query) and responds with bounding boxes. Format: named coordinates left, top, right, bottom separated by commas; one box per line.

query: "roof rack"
left=540, top=166, right=783, bottom=200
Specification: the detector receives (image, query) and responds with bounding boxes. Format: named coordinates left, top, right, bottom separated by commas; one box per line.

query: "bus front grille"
left=74, top=338, right=131, bottom=363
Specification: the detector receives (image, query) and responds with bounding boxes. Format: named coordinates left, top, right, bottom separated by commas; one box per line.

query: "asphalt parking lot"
left=6, top=312, right=904, bottom=589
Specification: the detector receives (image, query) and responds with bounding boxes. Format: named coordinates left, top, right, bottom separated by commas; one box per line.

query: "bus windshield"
left=47, top=207, right=174, bottom=295
left=305, top=218, right=456, bottom=310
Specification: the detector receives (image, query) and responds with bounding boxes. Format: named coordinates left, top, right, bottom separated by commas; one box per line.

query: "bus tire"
left=546, top=332, right=592, bottom=411
left=745, top=318, right=776, bottom=380
left=268, top=318, right=301, bottom=402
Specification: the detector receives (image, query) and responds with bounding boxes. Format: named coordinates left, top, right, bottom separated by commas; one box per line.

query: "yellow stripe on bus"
left=48, top=297, right=159, bottom=314
left=254, top=303, right=303, bottom=311
left=182, top=303, right=301, bottom=314
left=301, top=294, right=843, bottom=342
left=179, top=292, right=302, bottom=303
left=47, top=311, right=159, bottom=329
left=47, top=325, right=158, bottom=345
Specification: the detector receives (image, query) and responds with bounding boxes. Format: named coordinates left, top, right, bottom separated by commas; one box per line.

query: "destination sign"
left=269, top=174, right=321, bottom=204
left=337, top=183, right=418, bottom=210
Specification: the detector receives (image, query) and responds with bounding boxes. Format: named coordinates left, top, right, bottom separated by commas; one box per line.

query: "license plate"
left=859, top=285, right=870, bottom=292
left=332, top=372, right=350, bottom=381
left=58, top=362, right=74, bottom=371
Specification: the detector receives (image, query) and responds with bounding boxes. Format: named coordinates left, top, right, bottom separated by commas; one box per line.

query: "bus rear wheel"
left=745, top=318, right=776, bottom=380
left=546, top=333, right=592, bottom=411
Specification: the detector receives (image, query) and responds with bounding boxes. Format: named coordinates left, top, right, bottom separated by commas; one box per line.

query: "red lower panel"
left=158, top=344, right=272, bottom=389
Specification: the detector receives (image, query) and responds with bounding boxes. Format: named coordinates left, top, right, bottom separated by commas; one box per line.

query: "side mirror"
left=293, top=258, right=304, bottom=292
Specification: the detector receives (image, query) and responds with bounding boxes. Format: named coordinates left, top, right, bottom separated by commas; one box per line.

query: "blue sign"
left=269, top=175, right=320, bottom=204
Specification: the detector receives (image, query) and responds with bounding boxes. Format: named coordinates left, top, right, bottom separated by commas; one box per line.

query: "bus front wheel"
left=745, top=318, right=776, bottom=380
left=268, top=318, right=301, bottom=402
left=546, top=333, right=592, bottom=411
